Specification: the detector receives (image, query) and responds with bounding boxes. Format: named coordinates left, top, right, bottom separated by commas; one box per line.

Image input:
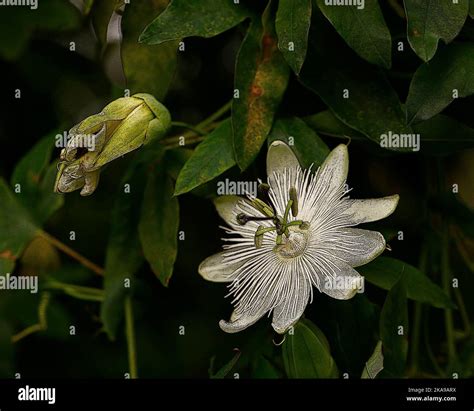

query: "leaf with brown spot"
left=0, top=250, right=16, bottom=261
left=139, top=166, right=179, bottom=287
left=405, top=0, right=468, bottom=62
left=232, top=2, right=290, bottom=171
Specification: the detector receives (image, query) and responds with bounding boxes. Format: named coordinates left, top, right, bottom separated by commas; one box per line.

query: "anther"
left=257, top=183, right=271, bottom=204
left=255, top=226, right=264, bottom=248
left=236, top=213, right=250, bottom=225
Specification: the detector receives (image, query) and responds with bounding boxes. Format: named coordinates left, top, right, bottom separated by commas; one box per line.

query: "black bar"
left=0, top=379, right=472, bottom=410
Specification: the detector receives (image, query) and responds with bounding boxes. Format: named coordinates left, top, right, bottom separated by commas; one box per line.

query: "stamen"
left=255, top=225, right=264, bottom=248
left=255, top=226, right=277, bottom=236
left=251, top=198, right=275, bottom=217
left=236, top=213, right=275, bottom=225
left=282, top=199, right=293, bottom=226
left=257, top=183, right=271, bottom=204
left=236, top=213, right=250, bottom=225
left=289, top=187, right=298, bottom=217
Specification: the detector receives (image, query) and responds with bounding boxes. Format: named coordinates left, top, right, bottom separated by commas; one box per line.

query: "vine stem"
left=38, top=231, right=105, bottom=276
left=11, top=324, right=43, bottom=343
left=171, top=121, right=206, bottom=135
left=161, top=99, right=231, bottom=148
left=11, top=292, right=50, bottom=343
left=161, top=134, right=206, bottom=150
left=196, top=100, right=232, bottom=129
left=441, top=223, right=456, bottom=365
left=453, top=285, right=471, bottom=340
left=125, top=296, right=138, bottom=379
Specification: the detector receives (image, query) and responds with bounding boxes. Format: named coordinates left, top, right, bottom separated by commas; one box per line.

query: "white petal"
left=319, top=144, right=349, bottom=192
left=213, top=195, right=241, bottom=226
left=272, top=273, right=310, bottom=334
left=328, top=228, right=386, bottom=267
left=219, top=308, right=268, bottom=333
left=319, top=259, right=363, bottom=300
left=198, top=252, right=242, bottom=283
left=267, top=140, right=299, bottom=177
left=343, top=195, right=399, bottom=224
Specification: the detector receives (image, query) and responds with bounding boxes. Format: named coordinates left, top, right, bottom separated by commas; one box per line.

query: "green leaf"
left=0, top=178, right=38, bottom=273
left=305, top=111, right=474, bottom=154
left=379, top=278, right=408, bottom=377
left=361, top=341, right=384, bottom=379
left=122, top=0, right=178, bottom=101
left=233, top=4, right=290, bottom=170
left=275, top=0, right=312, bottom=74
left=100, top=152, right=155, bottom=339
left=139, top=168, right=179, bottom=286
left=406, top=43, right=474, bottom=123
left=300, top=15, right=412, bottom=147
left=303, top=110, right=365, bottom=140
left=210, top=349, right=241, bottom=379
left=267, top=117, right=329, bottom=168
left=316, top=0, right=391, bottom=68
left=471, top=0, right=474, bottom=18
left=252, top=355, right=281, bottom=378
left=413, top=115, right=474, bottom=154
left=283, top=318, right=338, bottom=378
left=358, top=256, right=455, bottom=309
left=139, top=0, right=250, bottom=45
left=0, top=259, right=14, bottom=277
left=37, top=163, right=64, bottom=223
left=11, top=133, right=64, bottom=224
left=164, top=148, right=193, bottom=180
left=11, top=136, right=52, bottom=188
left=0, top=0, right=81, bottom=60
left=175, top=120, right=235, bottom=195
left=318, top=294, right=380, bottom=377
left=405, top=0, right=468, bottom=62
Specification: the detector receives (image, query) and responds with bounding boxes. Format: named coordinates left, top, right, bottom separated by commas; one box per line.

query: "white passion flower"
left=199, top=141, right=399, bottom=334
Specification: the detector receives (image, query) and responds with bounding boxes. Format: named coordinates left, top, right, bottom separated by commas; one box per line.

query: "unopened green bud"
left=54, top=93, right=171, bottom=196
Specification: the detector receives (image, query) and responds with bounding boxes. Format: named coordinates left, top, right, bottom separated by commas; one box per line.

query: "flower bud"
left=54, top=93, right=171, bottom=196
